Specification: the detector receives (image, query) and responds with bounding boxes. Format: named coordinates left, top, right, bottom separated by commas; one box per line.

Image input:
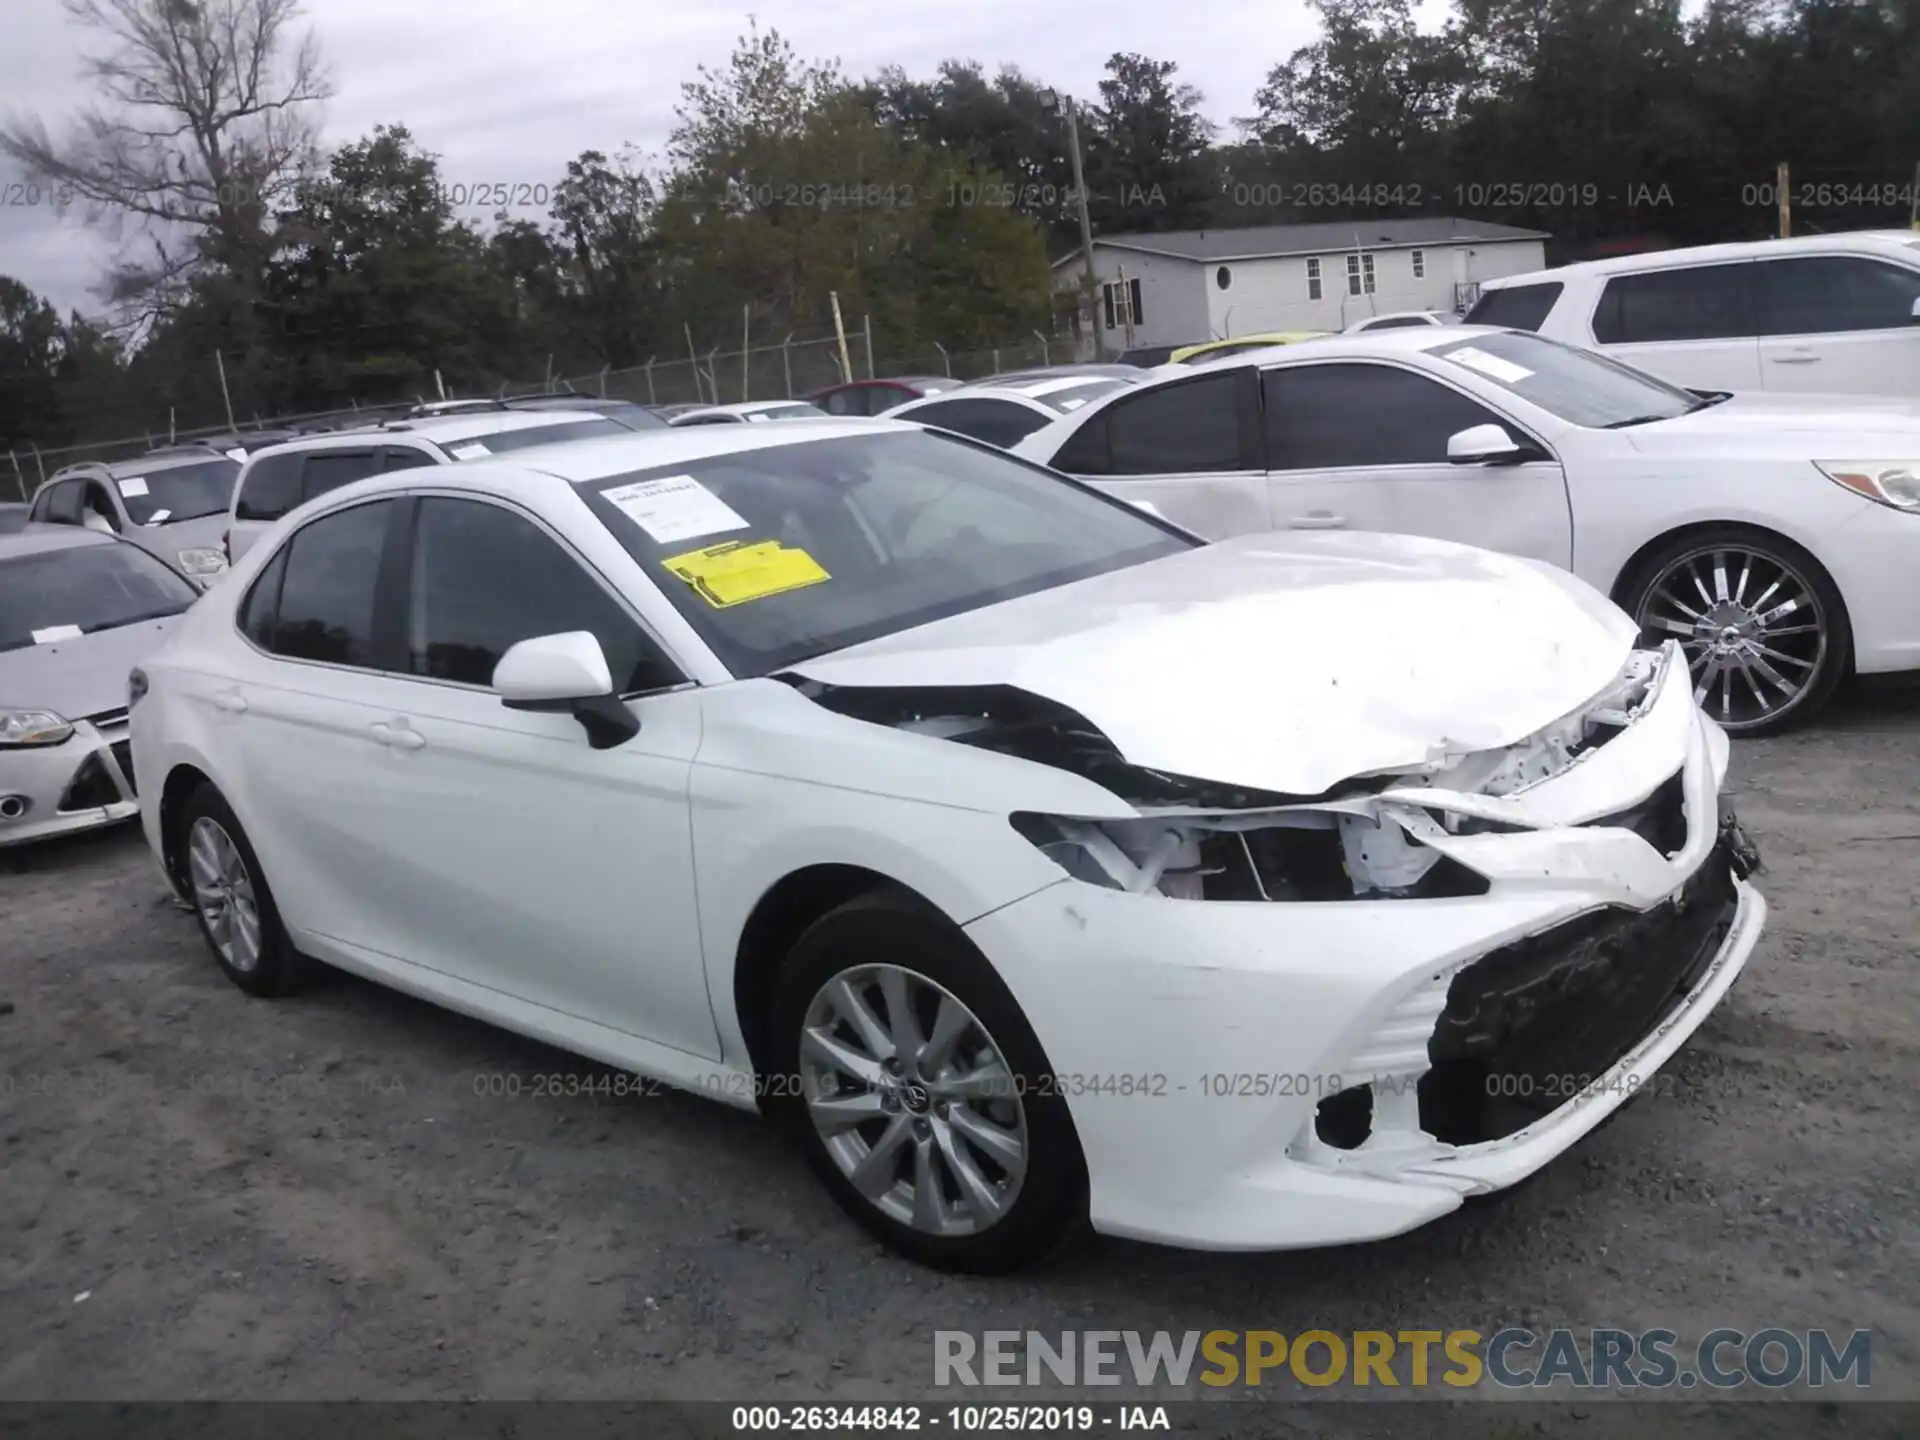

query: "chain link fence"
left=5, top=326, right=1086, bottom=501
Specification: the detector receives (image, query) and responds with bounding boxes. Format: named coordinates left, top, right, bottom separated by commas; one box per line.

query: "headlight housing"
left=1816, top=461, right=1920, bottom=513
left=176, top=547, right=229, bottom=581
left=0, top=709, right=75, bottom=747
left=1010, top=809, right=1488, bottom=901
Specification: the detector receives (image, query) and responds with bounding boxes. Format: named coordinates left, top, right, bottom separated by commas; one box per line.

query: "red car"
left=807, top=376, right=961, bottom=416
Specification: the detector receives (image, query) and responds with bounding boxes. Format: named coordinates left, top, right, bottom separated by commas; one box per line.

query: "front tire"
left=767, top=891, right=1086, bottom=1272
left=1622, top=526, right=1849, bottom=736
left=179, top=782, right=306, bottom=997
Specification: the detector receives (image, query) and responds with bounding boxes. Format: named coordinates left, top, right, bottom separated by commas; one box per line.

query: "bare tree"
left=1, top=0, right=331, bottom=318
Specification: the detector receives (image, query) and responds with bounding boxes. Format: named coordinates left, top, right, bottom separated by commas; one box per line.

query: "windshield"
left=436, top=417, right=628, bottom=459
left=114, top=458, right=240, bottom=524
left=0, top=543, right=198, bottom=653
left=1431, top=331, right=1704, bottom=427
left=579, top=429, right=1193, bottom=677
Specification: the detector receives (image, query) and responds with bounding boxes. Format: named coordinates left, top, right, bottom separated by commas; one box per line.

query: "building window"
left=1103, top=283, right=1116, bottom=330
left=1101, top=278, right=1144, bottom=330
left=1129, top=277, right=1144, bottom=325
left=1348, top=253, right=1376, bottom=296
left=1306, top=257, right=1322, bottom=301
left=1216, top=265, right=1232, bottom=291
left=1411, top=249, right=1426, bottom=279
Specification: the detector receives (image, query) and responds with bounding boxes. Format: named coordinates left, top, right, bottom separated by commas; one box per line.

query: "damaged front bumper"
left=963, top=642, right=1768, bottom=1251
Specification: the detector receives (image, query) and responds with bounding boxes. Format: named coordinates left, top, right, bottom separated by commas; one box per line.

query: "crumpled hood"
left=0, top=616, right=179, bottom=721
left=790, top=530, right=1638, bottom=797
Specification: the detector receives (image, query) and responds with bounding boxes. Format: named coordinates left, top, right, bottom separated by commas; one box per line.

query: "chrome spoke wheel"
left=188, top=816, right=262, bottom=973
left=1636, top=544, right=1827, bottom=731
left=799, top=964, right=1028, bottom=1237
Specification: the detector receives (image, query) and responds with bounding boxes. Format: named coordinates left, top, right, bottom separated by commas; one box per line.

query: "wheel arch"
left=157, top=762, right=214, bottom=898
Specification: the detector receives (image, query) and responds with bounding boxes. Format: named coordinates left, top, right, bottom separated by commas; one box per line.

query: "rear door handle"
left=1769, top=351, right=1820, bottom=364
left=211, top=687, right=248, bottom=714
left=1287, top=512, right=1348, bottom=529
left=369, top=721, right=426, bottom=752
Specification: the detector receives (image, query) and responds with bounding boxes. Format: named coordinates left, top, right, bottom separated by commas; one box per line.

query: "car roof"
left=0, top=522, right=122, bottom=559
left=1480, top=231, right=1920, bottom=289
left=242, top=409, right=616, bottom=465
left=674, top=400, right=827, bottom=418
left=896, top=387, right=1050, bottom=411
left=50, top=448, right=244, bottom=482
left=500, top=417, right=900, bottom=483
left=1179, top=324, right=1498, bottom=371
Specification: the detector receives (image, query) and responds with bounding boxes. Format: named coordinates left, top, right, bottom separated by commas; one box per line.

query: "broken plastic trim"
left=1009, top=809, right=1490, bottom=901
left=776, top=675, right=1388, bottom=810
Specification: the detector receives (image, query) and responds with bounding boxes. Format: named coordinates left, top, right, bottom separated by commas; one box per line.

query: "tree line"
left=2, top=0, right=1916, bottom=453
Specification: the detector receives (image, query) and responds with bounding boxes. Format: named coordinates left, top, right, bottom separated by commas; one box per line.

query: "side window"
left=234, top=452, right=307, bottom=522
left=1105, top=371, right=1258, bottom=476
left=1264, top=364, right=1518, bottom=470
left=817, top=388, right=856, bottom=416
left=269, top=500, right=396, bottom=669
left=302, top=450, right=383, bottom=503
left=904, top=399, right=1048, bottom=448
left=1464, top=282, right=1565, bottom=333
left=238, top=545, right=289, bottom=650
left=869, top=387, right=912, bottom=415
left=1591, top=264, right=1755, bottom=343
left=406, top=497, right=677, bottom=694
left=1754, top=257, right=1920, bottom=335
left=40, top=481, right=86, bottom=525
left=83, top=481, right=123, bottom=532
left=381, top=446, right=439, bottom=472
left=1051, top=412, right=1112, bottom=475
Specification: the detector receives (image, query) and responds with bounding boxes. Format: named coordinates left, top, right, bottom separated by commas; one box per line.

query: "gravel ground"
left=1, top=687, right=1916, bottom=1435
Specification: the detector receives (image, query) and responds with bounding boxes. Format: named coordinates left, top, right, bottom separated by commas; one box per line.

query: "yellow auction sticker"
left=662, top=539, right=831, bottom=608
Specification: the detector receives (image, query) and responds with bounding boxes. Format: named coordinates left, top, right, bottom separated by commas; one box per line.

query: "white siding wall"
left=1057, top=248, right=1209, bottom=349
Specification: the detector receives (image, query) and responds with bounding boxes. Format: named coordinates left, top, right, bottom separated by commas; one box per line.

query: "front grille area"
left=1589, top=770, right=1687, bottom=856
left=58, top=752, right=123, bottom=811
left=85, top=706, right=130, bottom=728
left=1414, top=840, right=1738, bottom=1145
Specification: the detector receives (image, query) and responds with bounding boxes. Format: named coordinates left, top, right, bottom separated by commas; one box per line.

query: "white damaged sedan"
left=130, top=420, right=1766, bottom=1270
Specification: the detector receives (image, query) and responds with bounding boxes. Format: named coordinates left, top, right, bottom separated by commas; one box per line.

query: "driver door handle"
left=1287, top=512, right=1348, bottom=529
left=211, top=687, right=248, bottom=714
left=369, top=720, right=426, bottom=751
left=1768, top=350, right=1820, bottom=364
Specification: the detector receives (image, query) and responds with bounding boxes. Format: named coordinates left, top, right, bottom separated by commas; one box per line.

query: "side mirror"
left=493, top=631, right=639, bottom=750
left=1447, top=423, right=1525, bottom=466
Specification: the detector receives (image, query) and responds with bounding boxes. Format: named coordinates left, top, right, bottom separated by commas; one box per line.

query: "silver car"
left=0, top=526, right=199, bottom=847
left=26, top=450, right=241, bottom=589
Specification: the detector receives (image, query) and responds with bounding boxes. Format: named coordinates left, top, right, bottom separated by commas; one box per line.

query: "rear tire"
left=1620, top=526, right=1849, bottom=736
left=767, top=890, right=1086, bottom=1273
left=178, top=782, right=306, bottom=997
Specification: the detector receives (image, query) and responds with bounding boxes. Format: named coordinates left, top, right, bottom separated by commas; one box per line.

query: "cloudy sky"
left=0, top=0, right=1332, bottom=315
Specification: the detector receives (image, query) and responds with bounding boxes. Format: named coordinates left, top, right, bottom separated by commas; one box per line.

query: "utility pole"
left=1909, top=159, right=1919, bottom=232
left=1050, top=91, right=1102, bottom=360
left=1777, top=162, right=1791, bottom=239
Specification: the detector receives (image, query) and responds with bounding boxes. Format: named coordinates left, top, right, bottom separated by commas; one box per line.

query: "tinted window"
left=407, top=498, right=673, bottom=693
left=302, top=450, right=383, bottom=503
left=1265, top=364, right=1516, bottom=469
left=269, top=501, right=394, bottom=668
left=381, top=446, right=439, bottom=472
left=236, top=453, right=306, bottom=522
left=868, top=386, right=913, bottom=414
left=83, top=482, right=122, bottom=530
left=816, top=388, right=860, bottom=416
left=40, top=481, right=86, bottom=525
left=674, top=413, right=742, bottom=426
left=1464, top=282, right=1565, bottom=332
left=238, top=546, right=288, bottom=649
left=1592, top=264, right=1755, bottom=343
left=0, top=541, right=199, bottom=653
left=1754, top=257, right=1920, bottom=335
left=1106, top=372, right=1255, bottom=475
left=904, top=399, right=1050, bottom=448
left=580, top=430, right=1191, bottom=678
left=116, top=458, right=240, bottom=524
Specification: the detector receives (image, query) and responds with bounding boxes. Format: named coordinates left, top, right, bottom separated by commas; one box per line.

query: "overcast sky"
left=0, top=0, right=1342, bottom=315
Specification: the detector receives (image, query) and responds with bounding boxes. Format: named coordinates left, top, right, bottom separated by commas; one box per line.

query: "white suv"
left=224, top=411, right=628, bottom=563
left=1466, top=231, right=1920, bottom=397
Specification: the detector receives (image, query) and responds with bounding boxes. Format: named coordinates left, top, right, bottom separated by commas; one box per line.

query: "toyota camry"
left=129, top=421, right=1767, bottom=1270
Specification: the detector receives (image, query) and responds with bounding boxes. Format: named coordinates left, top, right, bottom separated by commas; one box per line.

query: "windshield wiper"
left=1599, top=413, right=1678, bottom=429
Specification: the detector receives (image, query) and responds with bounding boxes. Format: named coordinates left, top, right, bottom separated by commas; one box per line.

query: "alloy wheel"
left=1635, top=543, right=1828, bottom=731
left=188, top=815, right=263, bottom=973
left=798, top=964, right=1028, bottom=1237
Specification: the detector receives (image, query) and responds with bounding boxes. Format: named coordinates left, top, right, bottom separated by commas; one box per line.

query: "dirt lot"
left=1, top=687, right=1916, bottom=1433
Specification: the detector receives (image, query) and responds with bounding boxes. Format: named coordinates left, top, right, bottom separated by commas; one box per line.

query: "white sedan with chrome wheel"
left=1011, top=326, right=1920, bottom=735
left=132, top=420, right=1764, bottom=1270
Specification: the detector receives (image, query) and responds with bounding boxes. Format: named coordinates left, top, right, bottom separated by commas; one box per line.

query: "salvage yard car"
left=2, top=526, right=198, bottom=847
left=30, top=449, right=243, bottom=589
left=130, top=421, right=1765, bottom=1271
left=1012, top=325, right=1920, bottom=735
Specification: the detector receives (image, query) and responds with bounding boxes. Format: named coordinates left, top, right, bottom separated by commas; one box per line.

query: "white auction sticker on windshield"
left=32, top=625, right=83, bottom=644
left=602, top=475, right=750, bottom=545
left=117, top=477, right=150, bottom=497
left=1447, top=347, right=1534, bottom=384
left=448, top=442, right=490, bottom=460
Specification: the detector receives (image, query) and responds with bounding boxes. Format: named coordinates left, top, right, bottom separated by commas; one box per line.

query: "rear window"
left=439, top=418, right=627, bottom=458
left=1463, top=282, right=1565, bottom=332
